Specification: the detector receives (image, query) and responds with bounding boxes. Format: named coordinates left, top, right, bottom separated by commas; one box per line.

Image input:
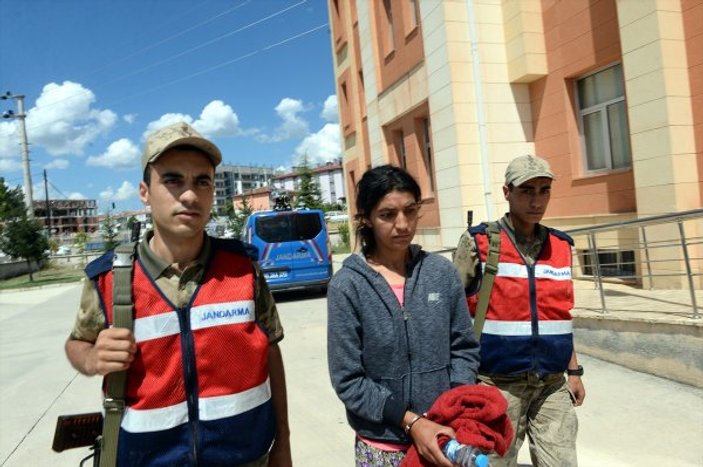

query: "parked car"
left=244, top=209, right=332, bottom=293
left=56, top=246, right=72, bottom=256
left=324, top=210, right=349, bottom=223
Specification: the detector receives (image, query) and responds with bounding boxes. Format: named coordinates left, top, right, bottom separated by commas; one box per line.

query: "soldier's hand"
left=90, top=327, right=137, bottom=375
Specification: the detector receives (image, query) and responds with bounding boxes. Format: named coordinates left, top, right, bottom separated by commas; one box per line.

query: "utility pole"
left=44, top=169, right=52, bottom=237
left=2, top=92, right=34, bottom=218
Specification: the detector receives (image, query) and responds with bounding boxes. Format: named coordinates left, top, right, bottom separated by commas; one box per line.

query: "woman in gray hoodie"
left=327, top=165, right=480, bottom=466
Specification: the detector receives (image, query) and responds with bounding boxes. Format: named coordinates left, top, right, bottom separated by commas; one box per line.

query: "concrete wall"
left=0, top=260, right=42, bottom=280
left=574, top=317, right=703, bottom=388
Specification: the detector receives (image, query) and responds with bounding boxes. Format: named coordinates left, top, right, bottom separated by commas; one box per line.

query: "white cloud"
left=0, top=121, right=18, bottom=158
left=123, top=114, right=137, bottom=124
left=0, top=157, right=22, bottom=173
left=100, top=181, right=137, bottom=202
left=320, top=95, right=338, bottom=122
left=86, top=138, right=140, bottom=169
left=22, top=81, right=117, bottom=156
left=293, top=123, right=341, bottom=165
left=45, top=158, right=69, bottom=170
left=257, top=98, right=310, bottom=143
left=192, top=100, right=241, bottom=136
left=144, top=100, right=243, bottom=141
left=143, top=113, right=194, bottom=140
left=67, top=192, right=86, bottom=200
left=30, top=180, right=76, bottom=200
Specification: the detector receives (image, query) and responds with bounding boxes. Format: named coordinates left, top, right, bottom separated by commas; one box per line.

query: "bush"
left=338, top=222, right=350, bottom=248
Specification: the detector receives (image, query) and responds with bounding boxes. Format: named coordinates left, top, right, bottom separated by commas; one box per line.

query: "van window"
left=255, top=212, right=322, bottom=243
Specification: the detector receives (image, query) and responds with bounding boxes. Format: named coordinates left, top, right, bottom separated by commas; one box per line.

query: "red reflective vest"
left=90, top=242, right=275, bottom=466
left=469, top=225, right=575, bottom=376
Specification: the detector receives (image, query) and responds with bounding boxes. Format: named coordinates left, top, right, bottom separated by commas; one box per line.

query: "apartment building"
left=328, top=0, right=702, bottom=287
left=271, top=160, right=346, bottom=205
left=33, top=199, right=98, bottom=236
left=214, top=164, right=276, bottom=214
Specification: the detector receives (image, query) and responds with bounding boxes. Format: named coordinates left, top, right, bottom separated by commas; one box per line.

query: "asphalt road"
left=0, top=283, right=701, bottom=466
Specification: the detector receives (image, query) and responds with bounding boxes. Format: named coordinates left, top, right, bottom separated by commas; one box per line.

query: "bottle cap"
left=475, top=454, right=490, bottom=467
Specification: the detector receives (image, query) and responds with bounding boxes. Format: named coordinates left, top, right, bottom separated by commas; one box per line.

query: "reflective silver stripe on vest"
left=482, top=320, right=573, bottom=336
left=132, top=300, right=255, bottom=343
left=481, top=263, right=571, bottom=281
left=120, top=377, right=271, bottom=433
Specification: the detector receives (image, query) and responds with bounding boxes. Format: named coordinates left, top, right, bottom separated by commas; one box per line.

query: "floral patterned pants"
left=354, top=437, right=407, bottom=467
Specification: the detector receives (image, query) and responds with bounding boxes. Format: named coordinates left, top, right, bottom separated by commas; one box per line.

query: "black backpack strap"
left=100, top=242, right=137, bottom=467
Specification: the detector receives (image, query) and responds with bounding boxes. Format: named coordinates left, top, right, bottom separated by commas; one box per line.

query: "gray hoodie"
left=327, top=245, right=480, bottom=443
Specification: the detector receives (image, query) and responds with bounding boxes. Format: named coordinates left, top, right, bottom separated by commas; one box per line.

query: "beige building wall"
left=617, top=0, right=699, bottom=215
left=421, top=0, right=540, bottom=248
left=616, top=0, right=702, bottom=287
left=328, top=0, right=701, bottom=287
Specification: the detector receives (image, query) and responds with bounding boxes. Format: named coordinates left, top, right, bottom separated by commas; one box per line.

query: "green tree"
left=0, top=216, right=49, bottom=281
left=226, top=197, right=253, bottom=240
left=338, top=222, right=350, bottom=248
left=0, top=178, right=26, bottom=224
left=101, top=211, right=120, bottom=251
left=295, top=155, right=323, bottom=210
left=0, top=179, right=48, bottom=281
left=48, top=237, right=60, bottom=255
left=126, top=215, right=137, bottom=231
left=74, top=231, right=89, bottom=254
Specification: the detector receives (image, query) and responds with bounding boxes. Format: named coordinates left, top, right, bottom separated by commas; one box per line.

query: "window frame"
left=419, top=117, right=435, bottom=194
left=382, top=0, right=395, bottom=57
left=575, top=63, right=631, bottom=174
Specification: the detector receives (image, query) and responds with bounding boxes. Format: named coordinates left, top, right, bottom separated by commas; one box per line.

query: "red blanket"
left=401, top=385, right=513, bottom=467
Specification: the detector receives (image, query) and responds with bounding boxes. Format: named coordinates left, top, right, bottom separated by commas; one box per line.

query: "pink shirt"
left=390, top=283, right=404, bottom=306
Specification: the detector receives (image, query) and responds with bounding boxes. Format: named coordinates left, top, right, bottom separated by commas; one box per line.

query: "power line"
left=109, top=23, right=328, bottom=105
left=21, top=0, right=309, bottom=132
left=88, top=1, right=275, bottom=88
left=86, top=0, right=250, bottom=76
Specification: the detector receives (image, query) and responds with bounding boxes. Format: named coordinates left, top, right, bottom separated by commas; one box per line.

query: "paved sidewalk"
left=572, top=279, right=703, bottom=323
left=1, top=283, right=702, bottom=466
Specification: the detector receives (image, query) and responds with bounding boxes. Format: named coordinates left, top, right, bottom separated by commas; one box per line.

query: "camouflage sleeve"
left=68, top=278, right=106, bottom=342
left=253, top=262, right=284, bottom=344
left=452, top=230, right=480, bottom=290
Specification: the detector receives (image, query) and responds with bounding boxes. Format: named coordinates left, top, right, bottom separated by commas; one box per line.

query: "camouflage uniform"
left=453, top=214, right=578, bottom=467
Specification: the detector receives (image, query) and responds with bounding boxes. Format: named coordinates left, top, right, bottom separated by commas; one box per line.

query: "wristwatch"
left=566, top=365, right=584, bottom=376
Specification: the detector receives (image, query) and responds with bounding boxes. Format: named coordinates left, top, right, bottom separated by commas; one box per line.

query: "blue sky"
left=0, top=0, right=339, bottom=212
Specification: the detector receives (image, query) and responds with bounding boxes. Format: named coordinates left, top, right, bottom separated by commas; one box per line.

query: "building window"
left=394, top=130, right=407, bottom=169
left=420, top=118, right=435, bottom=193
left=577, top=64, right=631, bottom=172
left=408, top=0, right=419, bottom=31
left=383, top=0, right=395, bottom=55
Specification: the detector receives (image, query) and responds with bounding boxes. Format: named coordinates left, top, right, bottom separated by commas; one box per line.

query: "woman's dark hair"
left=355, top=164, right=421, bottom=255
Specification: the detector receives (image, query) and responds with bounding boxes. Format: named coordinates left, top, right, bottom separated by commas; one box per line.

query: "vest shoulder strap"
left=84, top=250, right=114, bottom=280
left=211, top=237, right=259, bottom=261
left=100, top=241, right=137, bottom=467
left=548, top=227, right=575, bottom=246
left=474, top=221, right=501, bottom=337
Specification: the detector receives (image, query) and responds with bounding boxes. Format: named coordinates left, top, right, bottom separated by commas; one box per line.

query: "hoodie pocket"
left=410, top=364, right=451, bottom=412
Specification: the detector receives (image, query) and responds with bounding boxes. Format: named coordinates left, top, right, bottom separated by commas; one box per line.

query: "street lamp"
left=2, top=91, right=34, bottom=218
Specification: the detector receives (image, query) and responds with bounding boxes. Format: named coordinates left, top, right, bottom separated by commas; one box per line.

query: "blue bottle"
left=442, top=439, right=490, bottom=467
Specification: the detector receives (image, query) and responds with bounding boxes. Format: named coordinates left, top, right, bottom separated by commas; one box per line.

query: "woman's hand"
left=407, top=416, right=455, bottom=467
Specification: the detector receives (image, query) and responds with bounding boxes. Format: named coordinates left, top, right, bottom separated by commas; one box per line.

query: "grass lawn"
left=331, top=243, right=351, bottom=255
left=0, top=264, right=85, bottom=290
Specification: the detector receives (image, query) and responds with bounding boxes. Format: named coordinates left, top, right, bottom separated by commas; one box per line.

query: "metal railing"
left=564, top=208, right=703, bottom=319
